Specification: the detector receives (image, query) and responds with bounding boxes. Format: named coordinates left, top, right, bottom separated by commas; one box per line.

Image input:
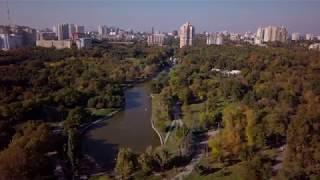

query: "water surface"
left=82, top=82, right=160, bottom=169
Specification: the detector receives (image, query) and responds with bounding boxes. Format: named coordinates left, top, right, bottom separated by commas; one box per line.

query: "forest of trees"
left=150, top=45, right=320, bottom=179
left=0, top=42, right=173, bottom=179
left=0, top=39, right=319, bottom=179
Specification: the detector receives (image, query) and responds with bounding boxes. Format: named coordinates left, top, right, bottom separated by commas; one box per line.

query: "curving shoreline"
left=80, top=110, right=121, bottom=135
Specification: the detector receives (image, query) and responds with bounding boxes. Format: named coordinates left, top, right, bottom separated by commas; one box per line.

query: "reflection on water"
left=82, top=82, right=160, bottom=169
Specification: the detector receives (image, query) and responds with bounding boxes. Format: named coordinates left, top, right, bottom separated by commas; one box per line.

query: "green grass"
left=165, top=127, right=185, bottom=153
left=151, top=94, right=169, bottom=137
left=87, top=108, right=119, bottom=117
left=186, top=159, right=248, bottom=180
left=261, top=148, right=278, bottom=159
left=89, top=175, right=111, bottom=180
left=182, top=102, right=205, bottom=129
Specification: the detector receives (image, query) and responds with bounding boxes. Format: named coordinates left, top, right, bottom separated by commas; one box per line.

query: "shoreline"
left=80, top=109, right=121, bottom=135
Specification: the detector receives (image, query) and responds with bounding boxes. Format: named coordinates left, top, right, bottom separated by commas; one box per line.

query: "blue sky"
left=0, top=0, right=319, bottom=34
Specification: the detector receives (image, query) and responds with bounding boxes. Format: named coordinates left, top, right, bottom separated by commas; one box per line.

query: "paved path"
left=151, top=117, right=164, bottom=145
left=164, top=119, right=184, bottom=144
left=172, top=130, right=219, bottom=180
left=164, top=103, right=184, bottom=144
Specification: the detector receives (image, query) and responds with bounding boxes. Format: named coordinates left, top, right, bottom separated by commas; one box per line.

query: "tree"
left=0, top=122, right=54, bottom=179
left=64, top=107, right=90, bottom=131
left=220, top=104, right=261, bottom=158
left=282, top=92, right=320, bottom=178
left=208, top=135, right=222, bottom=161
left=115, top=148, right=135, bottom=179
left=154, top=147, right=170, bottom=171
left=138, top=147, right=154, bottom=174
left=67, top=128, right=81, bottom=177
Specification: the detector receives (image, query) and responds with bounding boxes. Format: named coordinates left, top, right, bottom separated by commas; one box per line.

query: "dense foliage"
left=153, top=45, right=320, bottom=179
left=0, top=42, right=172, bottom=179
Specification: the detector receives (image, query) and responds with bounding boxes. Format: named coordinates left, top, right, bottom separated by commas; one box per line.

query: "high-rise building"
left=0, top=34, right=23, bottom=50
left=76, top=25, right=85, bottom=34
left=207, top=33, right=224, bottom=45
left=98, top=25, right=108, bottom=36
left=291, top=32, right=301, bottom=41
left=76, top=38, right=92, bottom=49
left=68, top=24, right=76, bottom=39
left=305, top=34, right=314, bottom=41
left=0, top=25, right=36, bottom=49
left=179, top=22, right=195, bottom=48
left=52, top=26, right=57, bottom=34
left=255, top=26, right=288, bottom=44
left=57, top=24, right=69, bottom=40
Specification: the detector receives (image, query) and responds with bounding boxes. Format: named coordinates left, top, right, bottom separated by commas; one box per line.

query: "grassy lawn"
left=87, top=108, right=119, bottom=117
left=165, top=127, right=185, bottom=154
left=261, top=148, right=278, bottom=159
left=186, top=158, right=248, bottom=180
left=151, top=94, right=170, bottom=138
left=89, top=175, right=111, bottom=180
left=182, top=102, right=205, bottom=129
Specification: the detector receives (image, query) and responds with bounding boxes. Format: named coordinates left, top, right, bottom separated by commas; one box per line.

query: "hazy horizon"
left=0, top=0, right=320, bottom=34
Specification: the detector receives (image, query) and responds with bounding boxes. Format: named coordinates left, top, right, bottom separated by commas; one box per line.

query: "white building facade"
left=179, top=22, right=195, bottom=48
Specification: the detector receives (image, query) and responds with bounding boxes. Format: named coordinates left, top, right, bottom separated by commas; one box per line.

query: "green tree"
left=64, top=107, right=90, bottom=131
left=115, top=148, right=135, bottom=179
left=67, top=128, right=81, bottom=177
left=0, top=122, right=54, bottom=179
left=208, top=135, right=222, bottom=161
left=154, top=147, right=170, bottom=171
left=138, top=147, right=154, bottom=174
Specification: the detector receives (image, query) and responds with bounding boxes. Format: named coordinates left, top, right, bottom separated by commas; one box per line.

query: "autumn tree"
left=115, top=148, right=135, bottom=179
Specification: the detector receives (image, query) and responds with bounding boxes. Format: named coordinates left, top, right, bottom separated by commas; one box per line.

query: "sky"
left=0, top=0, right=319, bottom=34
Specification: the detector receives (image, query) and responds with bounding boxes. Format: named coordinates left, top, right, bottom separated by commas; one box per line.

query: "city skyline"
left=0, top=0, right=320, bottom=34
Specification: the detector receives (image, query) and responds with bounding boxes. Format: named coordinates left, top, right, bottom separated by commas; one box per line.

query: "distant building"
left=179, top=22, right=195, bottom=48
left=229, top=33, right=241, bottom=41
left=305, top=34, right=314, bottom=41
left=36, top=35, right=91, bottom=49
left=309, top=43, right=320, bottom=51
left=206, top=33, right=224, bottom=45
left=75, top=25, right=85, bottom=34
left=0, top=25, right=36, bottom=50
left=243, top=31, right=254, bottom=40
left=36, top=40, right=73, bottom=49
left=71, top=32, right=85, bottom=40
left=0, top=34, right=23, bottom=50
left=75, top=38, right=92, bottom=49
left=37, top=31, right=56, bottom=40
left=172, top=30, right=178, bottom=36
left=255, top=26, right=288, bottom=44
left=68, top=24, right=76, bottom=39
left=98, top=25, right=108, bottom=36
left=147, top=28, right=165, bottom=46
left=147, top=33, right=165, bottom=46
left=291, top=32, right=301, bottom=41
left=52, top=26, right=57, bottom=34
left=19, top=26, right=37, bottom=46
left=57, top=24, right=69, bottom=40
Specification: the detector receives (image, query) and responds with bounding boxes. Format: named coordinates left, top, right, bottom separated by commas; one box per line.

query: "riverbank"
left=80, top=65, right=172, bottom=177
left=80, top=109, right=121, bottom=135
